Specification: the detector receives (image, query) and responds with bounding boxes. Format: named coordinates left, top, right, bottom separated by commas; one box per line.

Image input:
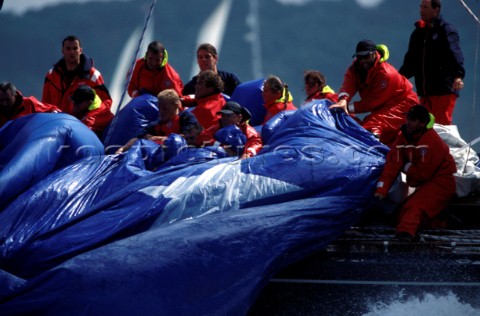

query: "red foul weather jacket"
left=42, top=54, right=112, bottom=115
left=76, top=95, right=113, bottom=137
left=376, top=126, right=456, bottom=196
left=375, top=125, right=457, bottom=235
left=0, top=91, right=61, bottom=127
left=191, top=93, right=226, bottom=130
left=127, top=59, right=184, bottom=98
left=195, top=121, right=263, bottom=157
left=304, top=85, right=338, bottom=103
left=339, top=52, right=418, bottom=146
left=262, top=99, right=296, bottom=125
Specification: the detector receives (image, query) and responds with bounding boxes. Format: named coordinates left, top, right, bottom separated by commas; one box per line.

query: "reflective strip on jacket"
left=42, top=54, right=112, bottom=115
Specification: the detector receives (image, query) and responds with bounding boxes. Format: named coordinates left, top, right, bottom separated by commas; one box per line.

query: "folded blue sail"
left=0, top=113, right=104, bottom=209
left=102, top=94, right=159, bottom=154
left=0, top=100, right=388, bottom=316
left=230, top=78, right=266, bottom=126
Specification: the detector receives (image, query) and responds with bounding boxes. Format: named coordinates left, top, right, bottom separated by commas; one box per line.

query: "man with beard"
left=330, top=39, right=419, bottom=147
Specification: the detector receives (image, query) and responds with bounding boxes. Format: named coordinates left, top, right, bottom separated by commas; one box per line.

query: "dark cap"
left=407, top=105, right=430, bottom=123
left=71, top=85, right=95, bottom=104
left=353, top=39, right=376, bottom=57
left=217, top=101, right=252, bottom=121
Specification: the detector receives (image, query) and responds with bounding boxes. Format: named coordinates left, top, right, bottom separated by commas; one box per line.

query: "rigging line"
left=457, top=0, right=479, bottom=175
left=466, top=23, right=480, bottom=146
left=104, top=0, right=158, bottom=146
left=458, top=0, right=480, bottom=24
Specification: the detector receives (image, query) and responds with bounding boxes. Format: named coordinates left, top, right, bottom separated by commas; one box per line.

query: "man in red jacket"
left=186, top=70, right=227, bottom=130
left=330, top=39, right=419, bottom=146
left=42, top=35, right=112, bottom=115
left=127, top=41, right=184, bottom=98
left=70, top=85, right=113, bottom=138
left=195, top=101, right=263, bottom=159
left=0, top=81, right=60, bottom=127
left=374, top=105, right=457, bottom=241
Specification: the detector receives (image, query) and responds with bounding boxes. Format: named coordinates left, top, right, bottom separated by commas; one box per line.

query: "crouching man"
left=70, top=85, right=114, bottom=138
left=374, top=105, right=457, bottom=241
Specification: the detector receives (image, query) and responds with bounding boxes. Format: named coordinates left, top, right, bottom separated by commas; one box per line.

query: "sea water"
left=363, top=291, right=480, bottom=316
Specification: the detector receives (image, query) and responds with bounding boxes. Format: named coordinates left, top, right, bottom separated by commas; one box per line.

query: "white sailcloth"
left=110, top=20, right=154, bottom=113
left=189, top=0, right=233, bottom=78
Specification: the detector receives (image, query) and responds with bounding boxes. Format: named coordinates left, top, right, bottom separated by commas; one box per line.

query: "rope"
left=458, top=0, right=480, bottom=24
left=465, top=15, right=480, bottom=175
left=456, top=0, right=480, bottom=175
left=104, top=0, right=158, bottom=146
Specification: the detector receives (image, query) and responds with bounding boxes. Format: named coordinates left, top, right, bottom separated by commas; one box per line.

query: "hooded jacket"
left=304, top=85, right=338, bottom=103
left=339, top=50, right=418, bottom=114
left=42, top=54, right=112, bottom=114
left=0, top=91, right=61, bottom=127
left=127, top=53, right=184, bottom=98
left=338, top=47, right=419, bottom=146
left=262, top=89, right=296, bottom=125
left=191, top=93, right=226, bottom=130
left=375, top=116, right=456, bottom=197
left=75, top=93, right=113, bottom=137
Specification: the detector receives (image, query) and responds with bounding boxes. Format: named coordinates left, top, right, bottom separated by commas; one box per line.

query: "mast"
left=110, top=22, right=154, bottom=113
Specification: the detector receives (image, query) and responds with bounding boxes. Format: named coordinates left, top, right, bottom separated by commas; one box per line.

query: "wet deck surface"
left=249, top=194, right=480, bottom=315
left=249, top=237, right=480, bottom=315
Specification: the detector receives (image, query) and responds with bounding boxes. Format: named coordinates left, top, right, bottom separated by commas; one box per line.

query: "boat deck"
left=249, top=194, right=480, bottom=315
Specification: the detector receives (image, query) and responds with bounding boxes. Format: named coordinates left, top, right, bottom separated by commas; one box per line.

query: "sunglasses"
left=356, top=52, right=373, bottom=60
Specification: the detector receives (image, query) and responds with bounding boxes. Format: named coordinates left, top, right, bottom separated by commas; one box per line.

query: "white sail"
left=246, top=0, right=263, bottom=79
left=189, top=0, right=233, bottom=78
left=110, top=20, right=154, bottom=113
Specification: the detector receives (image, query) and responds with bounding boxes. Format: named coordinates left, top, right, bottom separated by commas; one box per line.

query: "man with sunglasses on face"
left=330, top=39, right=419, bottom=147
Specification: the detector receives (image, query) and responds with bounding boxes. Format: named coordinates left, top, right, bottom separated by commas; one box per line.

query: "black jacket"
left=182, top=70, right=241, bottom=97
left=399, top=15, right=465, bottom=97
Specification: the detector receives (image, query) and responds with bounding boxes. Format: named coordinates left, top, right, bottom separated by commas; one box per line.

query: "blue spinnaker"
left=0, top=100, right=388, bottom=315
left=0, top=113, right=104, bottom=209
left=102, top=94, right=159, bottom=154
left=230, top=78, right=266, bottom=126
